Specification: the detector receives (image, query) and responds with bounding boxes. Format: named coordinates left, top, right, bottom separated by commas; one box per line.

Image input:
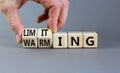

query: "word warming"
left=22, top=28, right=98, bottom=48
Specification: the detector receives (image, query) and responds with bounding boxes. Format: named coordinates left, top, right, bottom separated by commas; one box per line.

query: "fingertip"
left=16, top=35, right=22, bottom=44
left=16, top=28, right=24, bottom=44
left=48, top=24, right=57, bottom=33
left=50, top=27, right=57, bottom=33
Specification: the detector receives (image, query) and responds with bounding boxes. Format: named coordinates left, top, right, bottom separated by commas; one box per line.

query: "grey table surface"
left=0, top=0, right=120, bottom=73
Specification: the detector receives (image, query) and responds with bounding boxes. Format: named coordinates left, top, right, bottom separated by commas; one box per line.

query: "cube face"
left=22, top=38, right=37, bottom=48
left=22, top=28, right=37, bottom=48
left=37, top=28, right=52, bottom=37
left=83, top=32, right=98, bottom=48
left=53, top=32, right=67, bottom=48
left=37, top=28, right=52, bottom=48
left=68, top=32, right=83, bottom=48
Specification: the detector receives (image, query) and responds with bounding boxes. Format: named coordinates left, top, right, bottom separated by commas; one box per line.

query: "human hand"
left=0, top=0, right=69, bottom=44
left=0, top=0, right=27, bottom=44
left=34, top=0, right=69, bottom=32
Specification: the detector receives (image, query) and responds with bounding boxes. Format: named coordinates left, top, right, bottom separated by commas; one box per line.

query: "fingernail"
left=16, top=35, right=21, bottom=44
left=48, top=25, right=57, bottom=33
left=16, top=35, right=19, bottom=43
left=52, top=28, right=57, bottom=33
left=50, top=27, right=57, bottom=33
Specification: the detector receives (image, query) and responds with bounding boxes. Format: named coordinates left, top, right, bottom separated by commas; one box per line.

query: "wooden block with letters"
left=37, top=28, right=52, bottom=48
left=68, top=32, right=83, bottom=48
left=82, top=32, right=98, bottom=48
left=22, top=28, right=37, bottom=48
left=53, top=32, right=67, bottom=48
left=22, top=28, right=98, bottom=49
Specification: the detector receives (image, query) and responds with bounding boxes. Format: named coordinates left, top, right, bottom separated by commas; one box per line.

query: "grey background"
left=0, top=0, right=120, bottom=73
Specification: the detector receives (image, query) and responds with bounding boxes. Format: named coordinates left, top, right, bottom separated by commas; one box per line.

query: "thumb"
left=4, top=7, right=24, bottom=44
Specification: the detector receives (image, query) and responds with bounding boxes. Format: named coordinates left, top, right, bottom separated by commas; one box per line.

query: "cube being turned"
left=83, top=32, right=98, bottom=48
left=22, top=28, right=37, bottom=48
left=68, top=32, right=83, bottom=48
left=53, top=32, right=67, bottom=48
left=37, top=28, right=52, bottom=48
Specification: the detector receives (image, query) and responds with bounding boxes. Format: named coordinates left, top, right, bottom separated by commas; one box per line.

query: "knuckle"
left=0, top=3, right=7, bottom=12
left=66, top=1, right=70, bottom=6
left=54, top=2, right=62, bottom=8
left=10, top=24, right=16, bottom=33
left=63, top=1, right=70, bottom=8
left=0, top=1, right=16, bottom=13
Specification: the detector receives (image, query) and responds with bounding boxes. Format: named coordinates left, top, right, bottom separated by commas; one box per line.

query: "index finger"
left=48, top=3, right=62, bottom=32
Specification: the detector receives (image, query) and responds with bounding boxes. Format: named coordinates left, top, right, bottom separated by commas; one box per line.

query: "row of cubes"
left=22, top=28, right=98, bottom=48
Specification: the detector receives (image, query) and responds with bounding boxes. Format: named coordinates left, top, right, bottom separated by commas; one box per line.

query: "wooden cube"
left=22, top=28, right=37, bottom=48
left=53, top=32, right=67, bottom=48
left=68, top=32, right=83, bottom=48
left=37, top=28, right=52, bottom=48
left=83, top=32, right=98, bottom=48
